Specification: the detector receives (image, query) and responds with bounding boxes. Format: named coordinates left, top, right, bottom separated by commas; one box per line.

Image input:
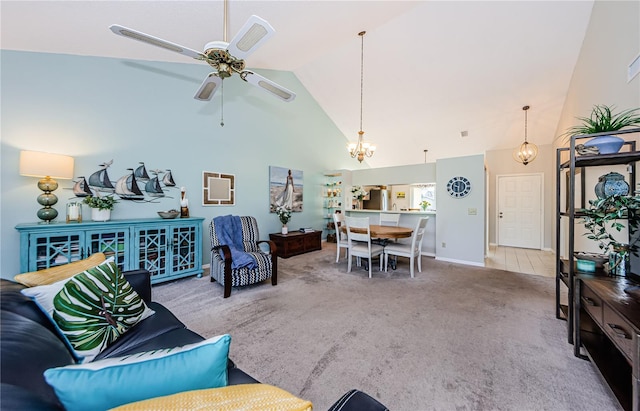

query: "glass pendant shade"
left=514, top=140, right=538, bottom=165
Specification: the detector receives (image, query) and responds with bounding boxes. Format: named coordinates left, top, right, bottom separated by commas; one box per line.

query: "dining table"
left=343, top=224, right=413, bottom=240
left=341, top=224, right=413, bottom=270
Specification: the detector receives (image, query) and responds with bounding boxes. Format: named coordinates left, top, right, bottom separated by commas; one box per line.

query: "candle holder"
left=66, top=202, right=82, bottom=223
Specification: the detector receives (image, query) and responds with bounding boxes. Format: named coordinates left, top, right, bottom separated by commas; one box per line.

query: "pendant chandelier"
left=513, top=105, right=538, bottom=165
left=347, top=31, right=376, bottom=163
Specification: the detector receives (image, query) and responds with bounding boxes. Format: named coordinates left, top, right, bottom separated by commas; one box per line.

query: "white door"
left=497, top=174, right=543, bottom=249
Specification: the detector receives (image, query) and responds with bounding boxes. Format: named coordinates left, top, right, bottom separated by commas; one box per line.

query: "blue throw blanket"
left=213, top=215, right=257, bottom=270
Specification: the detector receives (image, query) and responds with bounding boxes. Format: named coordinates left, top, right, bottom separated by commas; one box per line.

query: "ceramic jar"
left=595, top=172, right=630, bottom=199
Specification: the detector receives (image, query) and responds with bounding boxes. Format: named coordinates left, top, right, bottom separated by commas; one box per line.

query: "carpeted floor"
left=153, top=244, right=620, bottom=411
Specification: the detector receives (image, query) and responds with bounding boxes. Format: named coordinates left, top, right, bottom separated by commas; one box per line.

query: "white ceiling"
left=1, top=1, right=594, bottom=167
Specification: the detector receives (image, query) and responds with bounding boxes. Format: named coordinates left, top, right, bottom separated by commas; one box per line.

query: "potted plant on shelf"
left=419, top=200, right=431, bottom=211
left=564, top=105, right=640, bottom=154
left=273, top=205, right=292, bottom=234
left=83, top=194, right=118, bottom=222
left=579, top=194, right=640, bottom=275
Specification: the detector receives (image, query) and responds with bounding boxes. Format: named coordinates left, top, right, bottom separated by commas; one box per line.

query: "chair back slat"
left=379, top=213, right=400, bottom=227
left=411, top=217, right=429, bottom=251
left=345, top=216, right=371, bottom=244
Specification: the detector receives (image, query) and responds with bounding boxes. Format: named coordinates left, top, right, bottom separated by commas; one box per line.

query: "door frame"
left=495, top=172, right=544, bottom=250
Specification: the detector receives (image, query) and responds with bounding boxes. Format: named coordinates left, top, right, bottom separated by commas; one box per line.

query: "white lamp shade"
left=19, top=150, right=74, bottom=179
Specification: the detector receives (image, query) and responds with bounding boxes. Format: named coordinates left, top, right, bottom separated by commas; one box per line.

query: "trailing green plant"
left=83, top=195, right=118, bottom=211
left=580, top=194, right=640, bottom=255
left=564, top=105, right=640, bottom=139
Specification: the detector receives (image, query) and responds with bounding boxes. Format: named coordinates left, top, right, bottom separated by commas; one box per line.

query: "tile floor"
left=485, top=245, right=555, bottom=278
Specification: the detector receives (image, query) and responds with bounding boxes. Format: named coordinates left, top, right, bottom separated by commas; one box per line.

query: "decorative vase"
left=281, top=225, right=288, bottom=235
left=91, top=208, right=111, bottom=222
left=583, top=135, right=625, bottom=155
left=595, top=172, right=629, bottom=199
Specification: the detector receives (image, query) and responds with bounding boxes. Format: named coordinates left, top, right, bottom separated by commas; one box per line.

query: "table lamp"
left=19, top=150, right=74, bottom=223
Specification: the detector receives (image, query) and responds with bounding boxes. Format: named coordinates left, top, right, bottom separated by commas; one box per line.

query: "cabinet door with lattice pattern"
left=86, top=228, right=130, bottom=272
left=134, top=226, right=169, bottom=280
left=28, top=232, right=84, bottom=271
left=170, top=224, right=199, bottom=275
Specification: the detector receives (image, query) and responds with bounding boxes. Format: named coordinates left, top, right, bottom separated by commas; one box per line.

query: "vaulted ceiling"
left=1, top=1, right=594, bottom=167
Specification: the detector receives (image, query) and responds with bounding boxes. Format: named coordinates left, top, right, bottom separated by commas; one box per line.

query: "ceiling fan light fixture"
left=348, top=30, right=376, bottom=163
left=108, top=2, right=295, bottom=125
left=513, top=105, right=538, bottom=165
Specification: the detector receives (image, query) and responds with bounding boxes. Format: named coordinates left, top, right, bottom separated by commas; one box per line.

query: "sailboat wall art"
left=74, top=160, right=178, bottom=202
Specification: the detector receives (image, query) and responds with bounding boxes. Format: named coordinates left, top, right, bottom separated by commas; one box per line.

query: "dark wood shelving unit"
left=555, top=128, right=640, bottom=343
left=556, top=128, right=640, bottom=411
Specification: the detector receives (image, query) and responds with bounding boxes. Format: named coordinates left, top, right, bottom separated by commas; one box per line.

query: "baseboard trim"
left=435, top=256, right=485, bottom=267
left=489, top=243, right=554, bottom=253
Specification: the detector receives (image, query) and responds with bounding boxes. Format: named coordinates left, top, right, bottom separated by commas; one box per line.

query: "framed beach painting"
left=269, top=166, right=303, bottom=212
left=202, top=171, right=235, bottom=206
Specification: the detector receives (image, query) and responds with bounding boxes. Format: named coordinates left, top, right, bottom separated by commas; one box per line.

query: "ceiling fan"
left=109, top=10, right=295, bottom=104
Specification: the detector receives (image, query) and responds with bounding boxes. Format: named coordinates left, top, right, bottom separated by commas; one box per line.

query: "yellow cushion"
left=14, top=253, right=106, bottom=287
left=110, top=383, right=313, bottom=411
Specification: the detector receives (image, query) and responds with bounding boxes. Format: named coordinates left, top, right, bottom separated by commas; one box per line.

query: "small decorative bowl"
left=157, top=210, right=180, bottom=219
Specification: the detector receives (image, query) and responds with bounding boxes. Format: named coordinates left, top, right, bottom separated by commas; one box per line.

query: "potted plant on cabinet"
left=564, top=105, right=640, bottom=154
left=83, top=195, right=118, bottom=222
left=579, top=194, right=640, bottom=275
left=273, top=205, right=292, bottom=234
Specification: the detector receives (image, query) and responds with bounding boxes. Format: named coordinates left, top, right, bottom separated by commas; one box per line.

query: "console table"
left=269, top=231, right=321, bottom=258
left=574, top=276, right=640, bottom=411
left=16, top=217, right=204, bottom=284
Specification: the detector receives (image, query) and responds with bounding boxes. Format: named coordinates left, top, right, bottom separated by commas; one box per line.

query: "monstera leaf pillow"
left=22, top=260, right=154, bottom=362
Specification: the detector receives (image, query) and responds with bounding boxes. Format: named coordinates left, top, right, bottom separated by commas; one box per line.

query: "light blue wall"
left=1, top=50, right=355, bottom=278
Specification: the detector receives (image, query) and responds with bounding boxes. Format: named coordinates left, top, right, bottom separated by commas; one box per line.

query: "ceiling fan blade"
left=109, top=24, right=206, bottom=60
left=194, top=74, right=222, bottom=101
left=226, top=15, right=275, bottom=60
left=241, top=71, right=296, bottom=102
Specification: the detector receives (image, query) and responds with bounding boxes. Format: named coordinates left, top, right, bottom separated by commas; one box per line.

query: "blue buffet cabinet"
left=16, top=217, right=204, bottom=284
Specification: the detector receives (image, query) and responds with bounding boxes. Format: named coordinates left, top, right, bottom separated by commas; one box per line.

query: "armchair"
left=209, top=216, right=277, bottom=298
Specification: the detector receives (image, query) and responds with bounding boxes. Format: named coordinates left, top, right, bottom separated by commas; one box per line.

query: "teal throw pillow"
left=44, top=334, right=231, bottom=411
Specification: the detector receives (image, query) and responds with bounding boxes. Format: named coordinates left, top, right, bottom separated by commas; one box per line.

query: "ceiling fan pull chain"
left=220, top=80, right=225, bottom=127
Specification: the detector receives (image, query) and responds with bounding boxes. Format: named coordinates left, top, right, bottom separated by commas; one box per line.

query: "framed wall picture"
left=202, top=171, right=235, bottom=206
left=269, top=166, right=303, bottom=212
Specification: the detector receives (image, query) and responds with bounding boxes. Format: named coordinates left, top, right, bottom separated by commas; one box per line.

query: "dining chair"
left=333, top=212, right=349, bottom=263
left=345, top=216, right=384, bottom=278
left=383, top=217, right=429, bottom=278
left=379, top=213, right=400, bottom=226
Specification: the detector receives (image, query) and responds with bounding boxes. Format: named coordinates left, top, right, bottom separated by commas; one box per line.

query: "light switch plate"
left=468, top=208, right=477, bottom=215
